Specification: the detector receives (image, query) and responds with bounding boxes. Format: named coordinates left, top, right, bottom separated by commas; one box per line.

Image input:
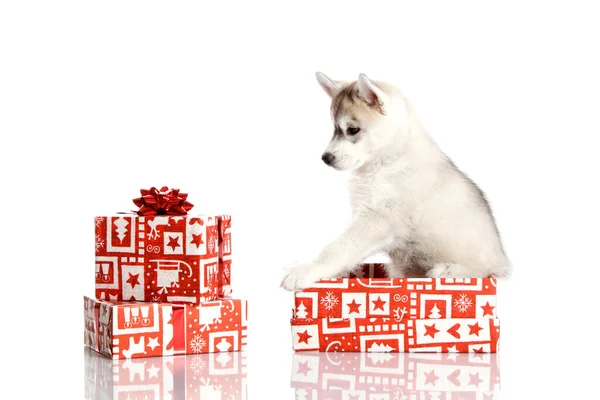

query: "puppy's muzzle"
left=321, top=152, right=335, bottom=166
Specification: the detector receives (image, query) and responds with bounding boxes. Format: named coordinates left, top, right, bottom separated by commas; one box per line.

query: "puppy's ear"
left=316, top=72, right=341, bottom=98
left=357, top=73, right=387, bottom=115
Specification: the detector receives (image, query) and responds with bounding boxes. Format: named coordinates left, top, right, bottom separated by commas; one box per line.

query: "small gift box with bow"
left=95, top=187, right=232, bottom=304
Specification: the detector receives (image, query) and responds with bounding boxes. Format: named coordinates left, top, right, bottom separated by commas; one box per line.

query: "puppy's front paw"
left=280, top=263, right=323, bottom=291
left=427, top=263, right=466, bottom=278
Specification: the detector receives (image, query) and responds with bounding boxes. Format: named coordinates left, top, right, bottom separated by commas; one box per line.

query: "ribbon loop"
left=133, top=186, right=194, bottom=216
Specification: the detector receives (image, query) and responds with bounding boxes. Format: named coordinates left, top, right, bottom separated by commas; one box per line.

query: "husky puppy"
left=280, top=73, right=509, bottom=291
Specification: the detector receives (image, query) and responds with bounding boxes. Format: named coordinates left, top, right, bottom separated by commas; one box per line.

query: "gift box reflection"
left=291, top=351, right=500, bottom=399
left=84, top=347, right=247, bottom=399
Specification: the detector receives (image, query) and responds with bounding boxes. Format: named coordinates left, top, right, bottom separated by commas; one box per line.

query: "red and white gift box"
left=291, top=351, right=500, bottom=399
left=95, top=213, right=232, bottom=303
left=84, top=347, right=247, bottom=399
left=291, top=264, right=500, bottom=353
left=84, top=296, right=247, bottom=360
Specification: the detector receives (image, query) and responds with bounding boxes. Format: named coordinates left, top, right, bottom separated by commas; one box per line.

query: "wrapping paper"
left=84, top=296, right=247, bottom=359
left=84, top=347, right=247, bottom=399
left=291, top=351, right=500, bottom=399
left=291, top=263, right=500, bottom=353
left=95, top=214, right=232, bottom=303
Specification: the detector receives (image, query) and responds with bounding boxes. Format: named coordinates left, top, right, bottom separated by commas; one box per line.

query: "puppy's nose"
left=321, top=152, right=335, bottom=166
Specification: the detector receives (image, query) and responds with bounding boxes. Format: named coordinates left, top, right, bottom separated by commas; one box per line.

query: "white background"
left=1, top=1, right=599, bottom=398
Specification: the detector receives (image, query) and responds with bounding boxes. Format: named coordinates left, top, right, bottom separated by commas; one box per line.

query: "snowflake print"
left=190, top=334, right=206, bottom=353
left=320, top=292, right=339, bottom=311
left=190, top=354, right=206, bottom=376
left=454, top=294, right=473, bottom=313
left=95, top=217, right=104, bottom=227
left=95, top=234, right=104, bottom=252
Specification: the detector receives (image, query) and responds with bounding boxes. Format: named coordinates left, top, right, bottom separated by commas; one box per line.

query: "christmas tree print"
left=429, top=304, right=442, bottom=319
left=296, top=301, right=308, bottom=319
left=368, top=342, right=394, bottom=352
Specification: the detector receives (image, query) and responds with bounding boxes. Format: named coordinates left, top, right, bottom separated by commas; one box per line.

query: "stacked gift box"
left=290, top=263, right=500, bottom=353
left=84, top=187, right=248, bottom=360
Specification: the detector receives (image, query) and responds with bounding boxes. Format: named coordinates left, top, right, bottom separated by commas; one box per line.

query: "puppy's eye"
left=347, top=127, right=361, bottom=136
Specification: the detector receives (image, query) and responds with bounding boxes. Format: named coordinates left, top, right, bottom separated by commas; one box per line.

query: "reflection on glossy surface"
left=84, top=347, right=247, bottom=399
left=291, top=352, right=500, bottom=399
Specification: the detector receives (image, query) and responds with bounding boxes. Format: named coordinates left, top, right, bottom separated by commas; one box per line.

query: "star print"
left=147, top=337, right=160, bottom=350
left=126, top=273, right=140, bottom=288
left=469, top=372, right=484, bottom=388
left=424, top=369, right=439, bottom=386
left=371, top=296, right=386, bottom=311
left=167, top=235, right=180, bottom=251
left=147, top=364, right=160, bottom=379
left=296, top=361, right=311, bottom=376
left=347, top=299, right=362, bottom=314
left=190, top=233, right=204, bottom=248
left=424, top=323, right=440, bottom=338
left=297, top=330, right=312, bottom=344
left=481, top=301, right=495, bottom=316
left=473, top=347, right=485, bottom=353
left=468, top=322, right=483, bottom=336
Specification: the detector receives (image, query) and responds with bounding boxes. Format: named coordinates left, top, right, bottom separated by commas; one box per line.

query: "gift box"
left=84, top=295, right=247, bottom=359
left=95, top=187, right=232, bottom=303
left=84, top=347, right=247, bottom=399
left=291, top=351, right=500, bottom=399
left=291, top=263, right=500, bottom=353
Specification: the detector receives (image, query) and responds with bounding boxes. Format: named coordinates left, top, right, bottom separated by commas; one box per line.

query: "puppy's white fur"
left=281, top=73, right=509, bottom=291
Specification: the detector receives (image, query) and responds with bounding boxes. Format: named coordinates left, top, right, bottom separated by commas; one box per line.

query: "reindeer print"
left=147, top=217, right=170, bottom=240
left=122, top=337, right=146, bottom=359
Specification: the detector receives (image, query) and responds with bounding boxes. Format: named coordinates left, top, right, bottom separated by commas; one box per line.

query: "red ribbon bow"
left=133, top=186, right=194, bottom=216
